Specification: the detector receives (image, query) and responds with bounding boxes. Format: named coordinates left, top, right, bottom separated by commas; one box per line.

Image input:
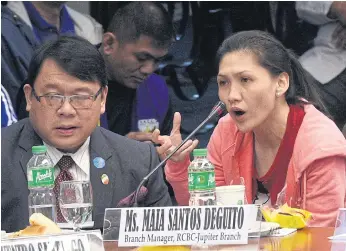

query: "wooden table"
left=103, top=227, right=346, bottom=251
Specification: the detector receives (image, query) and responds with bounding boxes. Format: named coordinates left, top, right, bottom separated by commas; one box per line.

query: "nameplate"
left=117, top=205, right=258, bottom=247
left=1, top=230, right=104, bottom=251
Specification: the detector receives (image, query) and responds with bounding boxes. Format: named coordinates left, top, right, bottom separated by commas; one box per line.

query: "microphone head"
left=211, top=101, right=226, bottom=117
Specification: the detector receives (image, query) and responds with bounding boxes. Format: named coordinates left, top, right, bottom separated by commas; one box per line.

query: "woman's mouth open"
left=230, top=108, right=246, bottom=121
left=234, top=110, right=245, bottom=116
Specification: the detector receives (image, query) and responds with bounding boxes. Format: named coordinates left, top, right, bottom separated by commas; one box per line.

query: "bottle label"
left=189, top=171, right=215, bottom=191
left=28, top=167, right=55, bottom=188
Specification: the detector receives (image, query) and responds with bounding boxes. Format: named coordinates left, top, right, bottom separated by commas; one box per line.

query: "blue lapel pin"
left=93, top=157, right=105, bottom=169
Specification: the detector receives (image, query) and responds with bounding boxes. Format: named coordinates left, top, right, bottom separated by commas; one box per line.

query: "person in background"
left=1, top=36, right=172, bottom=233
left=157, top=30, right=346, bottom=227
left=99, top=2, right=176, bottom=202
left=1, top=85, right=17, bottom=127
left=2, top=1, right=103, bottom=117
left=296, top=1, right=346, bottom=131
left=99, top=1, right=174, bottom=141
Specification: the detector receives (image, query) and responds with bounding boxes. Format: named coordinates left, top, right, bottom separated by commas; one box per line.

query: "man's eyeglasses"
left=32, top=87, right=103, bottom=109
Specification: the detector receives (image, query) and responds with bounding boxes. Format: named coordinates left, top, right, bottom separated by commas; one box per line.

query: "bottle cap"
left=32, top=145, right=47, bottom=154
left=193, top=148, right=208, bottom=157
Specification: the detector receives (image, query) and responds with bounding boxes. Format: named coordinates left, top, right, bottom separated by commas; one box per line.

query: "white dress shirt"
left=296, top=1, right=346, bottom=84
left=43, top=137, right=90, bottom=181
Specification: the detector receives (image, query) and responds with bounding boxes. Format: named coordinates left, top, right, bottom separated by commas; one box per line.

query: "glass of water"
left=59, top=181, right=93, bottom=232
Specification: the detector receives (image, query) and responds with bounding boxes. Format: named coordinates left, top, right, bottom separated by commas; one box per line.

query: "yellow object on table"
left=9, top=213, right=61, bottom=238
left=261, top=203, right=312, bottom=229
left=138, top=246, right=190, bottom=251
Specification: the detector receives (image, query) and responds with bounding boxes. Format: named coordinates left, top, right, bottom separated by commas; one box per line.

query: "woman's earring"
left=276, top=91, right=280, bottom=97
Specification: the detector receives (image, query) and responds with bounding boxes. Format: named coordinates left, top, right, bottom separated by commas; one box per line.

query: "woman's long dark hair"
left=216, top=30, right=328, bottom=115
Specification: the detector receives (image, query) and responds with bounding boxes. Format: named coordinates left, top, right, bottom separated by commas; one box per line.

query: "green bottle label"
left=28, top=167, right=54, bottom=188
left=188, top=171, right=215, bottom=191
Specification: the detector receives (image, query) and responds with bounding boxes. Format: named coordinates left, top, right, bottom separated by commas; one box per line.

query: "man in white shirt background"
left=296, top=1, right=346, bottom=132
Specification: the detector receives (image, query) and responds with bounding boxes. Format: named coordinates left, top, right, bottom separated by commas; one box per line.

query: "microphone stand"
left=133, top=101, right=226, bottom=207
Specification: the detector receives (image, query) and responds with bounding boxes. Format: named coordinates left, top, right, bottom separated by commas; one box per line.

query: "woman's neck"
left=253, top=101, right=290, bottom=177
left=253, top=101, right=290, bottom=150
left=31, top=2, right=63, bottom=29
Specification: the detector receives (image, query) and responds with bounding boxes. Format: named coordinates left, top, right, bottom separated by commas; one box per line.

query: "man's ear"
left=100, top=86, right=108, bottom=114
left=276, top=72, right=289, bottom=97
left=102, top=32, right=118, bottom=55
left=23, top=84, right=33, bottom=112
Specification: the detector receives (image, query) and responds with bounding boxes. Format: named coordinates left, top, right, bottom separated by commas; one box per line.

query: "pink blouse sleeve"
left=305, top=156, right=346, bottom=227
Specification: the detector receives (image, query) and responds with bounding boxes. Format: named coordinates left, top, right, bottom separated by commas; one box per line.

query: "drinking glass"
left=59, top=181, right=93, bottom=231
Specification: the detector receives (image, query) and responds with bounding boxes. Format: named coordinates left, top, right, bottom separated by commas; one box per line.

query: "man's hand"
left=329, top=2, right=346, bottom=25
left=151, top=129, right=172, bottom=160
left=126, top=131, right=153, bottom=142
left=152, top=112, right=199, bottom=162
left=332, top=23, right=346, bottom=50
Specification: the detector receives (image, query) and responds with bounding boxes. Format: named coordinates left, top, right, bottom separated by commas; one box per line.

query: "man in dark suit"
left=1, top=36, right=172, bottom=233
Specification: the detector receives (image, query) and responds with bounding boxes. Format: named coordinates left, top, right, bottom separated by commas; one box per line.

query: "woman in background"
left=157, top=30, right=346, bottom=227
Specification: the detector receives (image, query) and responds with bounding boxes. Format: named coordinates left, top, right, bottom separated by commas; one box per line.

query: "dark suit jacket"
left=1, top=118, right=172, bottom=232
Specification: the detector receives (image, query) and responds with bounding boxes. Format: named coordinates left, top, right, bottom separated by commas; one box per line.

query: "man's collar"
left=43, top=137, right=91, bottom=177
left=23, top=2, right=56, bottom=30
left=89, top=127, right=112, bottom=161
left=18, top=119, right=112, bottom=167
left=23, top=2, right=74, bottom=33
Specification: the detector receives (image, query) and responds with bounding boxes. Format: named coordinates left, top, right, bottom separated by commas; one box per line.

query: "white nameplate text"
left=118, top=205, right=258, bottom=247
left=1, top=232, right=92, bottom=251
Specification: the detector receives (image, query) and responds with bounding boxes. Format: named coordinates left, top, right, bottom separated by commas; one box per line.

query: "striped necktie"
left=53, top=155, right=74, bottom=223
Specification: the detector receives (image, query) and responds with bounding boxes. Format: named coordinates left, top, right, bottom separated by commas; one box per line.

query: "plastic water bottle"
left=188, top=149, right=216, bottom=206
left=27, top=145, right=56, bottom=222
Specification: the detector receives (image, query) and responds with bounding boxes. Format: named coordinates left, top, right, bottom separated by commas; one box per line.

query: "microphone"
left=131, top=101, right=226, bottom=207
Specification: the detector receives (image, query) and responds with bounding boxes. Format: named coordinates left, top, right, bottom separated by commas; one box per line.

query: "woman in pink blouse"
left=155, top=30, right=346, bottom=227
